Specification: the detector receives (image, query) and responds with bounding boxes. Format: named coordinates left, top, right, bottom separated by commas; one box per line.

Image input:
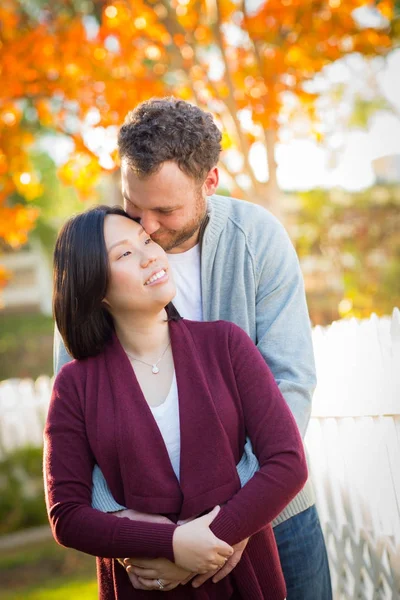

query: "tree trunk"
left=262, top=128, right=284, bottom=221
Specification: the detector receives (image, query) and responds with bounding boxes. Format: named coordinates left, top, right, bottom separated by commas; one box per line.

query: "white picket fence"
left=306, top=308, right=400, bottom=599
left=0, top=309, right=399, bottom=599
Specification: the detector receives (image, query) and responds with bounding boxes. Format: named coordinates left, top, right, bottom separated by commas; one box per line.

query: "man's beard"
left=151, top=192, right=207, bottom=252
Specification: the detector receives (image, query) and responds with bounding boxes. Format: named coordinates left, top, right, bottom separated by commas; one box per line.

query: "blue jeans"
left=273, top=505, right=332, bottom=600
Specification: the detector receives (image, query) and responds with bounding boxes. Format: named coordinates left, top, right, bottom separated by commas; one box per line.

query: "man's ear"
left=203, top=167, right=219, bottom=196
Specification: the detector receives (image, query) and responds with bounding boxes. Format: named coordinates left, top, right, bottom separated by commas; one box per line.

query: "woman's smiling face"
left=102, top=214, right=176, bottom=315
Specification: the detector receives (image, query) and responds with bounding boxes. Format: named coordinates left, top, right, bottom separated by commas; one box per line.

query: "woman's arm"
left=210, top=323, right=308, bottom=546
left=45, top=369, right=232, bottom=572
left=44, top=370, right=177, bottom=560
left=91, top=438, right=259, bottom=511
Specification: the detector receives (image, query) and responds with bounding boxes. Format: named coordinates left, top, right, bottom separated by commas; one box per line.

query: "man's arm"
left=254, top=221, right=316, bottom=438
left=53, top=325, right=73, bottom=375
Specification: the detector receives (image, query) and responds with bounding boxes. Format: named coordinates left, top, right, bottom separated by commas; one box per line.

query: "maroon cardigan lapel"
left=170, top=319, right=241, bottom=520
left=100, top=319, right=240, bottom=521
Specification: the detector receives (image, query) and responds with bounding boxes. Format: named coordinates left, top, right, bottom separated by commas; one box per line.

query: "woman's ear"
left=101, top=297, right=111, bottom=309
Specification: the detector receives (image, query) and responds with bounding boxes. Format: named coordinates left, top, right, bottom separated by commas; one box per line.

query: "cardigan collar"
left=102, top=318, right=240, bottom=521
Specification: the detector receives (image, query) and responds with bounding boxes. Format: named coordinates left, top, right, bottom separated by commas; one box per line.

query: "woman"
left=45, top=205, right=308, bottom=599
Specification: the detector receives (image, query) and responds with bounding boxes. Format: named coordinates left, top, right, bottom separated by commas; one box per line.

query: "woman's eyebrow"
left=107, top=239, right=130, bottom=253
left=108, top=227, right=145, bottom=253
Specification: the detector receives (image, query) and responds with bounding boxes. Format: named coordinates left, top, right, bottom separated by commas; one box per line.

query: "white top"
left=167, top=244, right=203, bottom=322
left=149, top=372, right=181, bottom=481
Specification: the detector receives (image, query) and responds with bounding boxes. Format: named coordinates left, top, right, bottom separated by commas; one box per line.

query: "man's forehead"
left=121, top=165, right=196, bottom=208
left=121, top=160, right=194, bottom=187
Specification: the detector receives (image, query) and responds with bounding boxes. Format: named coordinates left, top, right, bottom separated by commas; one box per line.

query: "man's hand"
left=191, top=537, right=249, bottom=588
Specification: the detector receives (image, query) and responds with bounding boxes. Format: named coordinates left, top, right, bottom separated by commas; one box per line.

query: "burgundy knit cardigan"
left=44, top=318, right=308, bottom=599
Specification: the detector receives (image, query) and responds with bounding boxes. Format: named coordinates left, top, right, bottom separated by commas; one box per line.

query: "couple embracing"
left=45, top=98, right=332, bottom=599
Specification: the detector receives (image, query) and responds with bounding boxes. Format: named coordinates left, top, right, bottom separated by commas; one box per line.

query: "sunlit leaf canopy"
left=0, top=0, right=397, bottom=279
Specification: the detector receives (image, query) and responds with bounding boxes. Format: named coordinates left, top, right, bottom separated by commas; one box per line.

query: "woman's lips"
left=144, top=268, right=168, bottom=286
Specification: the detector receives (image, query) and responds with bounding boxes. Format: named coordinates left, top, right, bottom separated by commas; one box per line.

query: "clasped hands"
left=114, top=506, right=249, bottom=592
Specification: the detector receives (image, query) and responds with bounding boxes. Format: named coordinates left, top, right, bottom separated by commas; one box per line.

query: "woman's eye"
left=144, top=238, right=152, bottom=245
left=119, top=251, right=131, bottom=259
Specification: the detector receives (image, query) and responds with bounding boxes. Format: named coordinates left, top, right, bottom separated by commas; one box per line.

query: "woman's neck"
left=112, top=307, right=170, bottom=360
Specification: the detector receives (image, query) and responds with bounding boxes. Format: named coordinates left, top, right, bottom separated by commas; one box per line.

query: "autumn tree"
left=0, top=0, right=398, bottom=286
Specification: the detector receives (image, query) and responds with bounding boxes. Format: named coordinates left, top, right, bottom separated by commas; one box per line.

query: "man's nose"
left=140, top=212, right=159, bottom=236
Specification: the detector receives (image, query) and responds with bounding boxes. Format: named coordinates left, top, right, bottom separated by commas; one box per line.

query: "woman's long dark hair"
left=53, top=205, right=180, bottom=360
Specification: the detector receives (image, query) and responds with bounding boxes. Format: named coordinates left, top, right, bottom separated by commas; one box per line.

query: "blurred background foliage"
left=0, top=445, right=45, bottom=535
left=0, top=0, right=399, bottom=380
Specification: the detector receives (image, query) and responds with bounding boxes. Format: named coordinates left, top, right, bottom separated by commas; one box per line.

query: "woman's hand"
left=191, top=537, right=250, bottom=587
left=124, top=557, right=193, bottom=590
left=114, top=509, right=183, bottom=590
left=173, top=506, right=233, bottom=573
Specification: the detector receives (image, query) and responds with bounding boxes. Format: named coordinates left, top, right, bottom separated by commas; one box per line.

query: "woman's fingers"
left=137, top=577, right=176, bottom=591
left=213, top=537, right=235, bottom=558
left=127, top=566, right=158, bottom=579
left=126, top=570, right=148, bottom=590
left=201, top=505, right=220, bottom=525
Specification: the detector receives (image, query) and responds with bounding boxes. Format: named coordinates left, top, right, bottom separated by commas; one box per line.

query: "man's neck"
left=167, top=230, right=200, bottom=254
left=167, top=210, right=208, bottom=254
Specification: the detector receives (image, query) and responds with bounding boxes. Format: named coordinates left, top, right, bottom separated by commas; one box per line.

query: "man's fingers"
left=191, top=568, right=218, bottom=588
left=212, top=556, right=239, bottom=583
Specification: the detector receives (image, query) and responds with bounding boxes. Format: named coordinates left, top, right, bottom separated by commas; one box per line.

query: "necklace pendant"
left=152, top=365, right=160, bottom=374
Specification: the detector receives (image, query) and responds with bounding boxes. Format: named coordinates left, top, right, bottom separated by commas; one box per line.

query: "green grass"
left=0, top=313, right=54, bottom=338
left=0, top=312, right=54, bottom=380
left=0, top=536, right=97, bottom=599
left=2, top=576, right=97, bottom=600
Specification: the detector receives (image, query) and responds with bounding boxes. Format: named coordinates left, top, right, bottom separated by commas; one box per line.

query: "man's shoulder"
left=209, top=195, right=289, bottom=258
left=210, top=194, right=285, bottom=238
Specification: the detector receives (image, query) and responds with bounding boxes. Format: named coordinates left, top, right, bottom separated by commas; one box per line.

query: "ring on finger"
left=156, top=578, right=165, bottom=590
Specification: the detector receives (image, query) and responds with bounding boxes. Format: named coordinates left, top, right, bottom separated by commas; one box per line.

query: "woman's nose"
left=140, top=249, right=158, bottom=269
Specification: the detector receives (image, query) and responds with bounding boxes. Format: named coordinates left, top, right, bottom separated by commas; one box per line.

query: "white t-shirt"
left=149, top=245, right=202, bottom=483
left=167, top=244, right=203, bottom=322
left=149, top=372, right=180, bottom=481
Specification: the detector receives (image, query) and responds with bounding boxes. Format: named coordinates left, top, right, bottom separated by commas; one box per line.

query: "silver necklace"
left=124, top=341, right=171, bottom=374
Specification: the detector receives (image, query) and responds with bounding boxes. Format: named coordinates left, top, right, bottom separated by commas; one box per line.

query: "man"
left=54, top=97, right=332, bottom=598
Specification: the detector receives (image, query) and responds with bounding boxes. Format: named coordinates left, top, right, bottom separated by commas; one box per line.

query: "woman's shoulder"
left=53, top=352, right=103, bottom=392
left=182, top=318, right=233, bottom=335
left=183, top=318, right=248, bottom=337
left=181, top=318, right=250, bottom=348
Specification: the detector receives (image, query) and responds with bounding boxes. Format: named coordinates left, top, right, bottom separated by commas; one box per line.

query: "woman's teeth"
left=145, top=269, right=166, bottom=285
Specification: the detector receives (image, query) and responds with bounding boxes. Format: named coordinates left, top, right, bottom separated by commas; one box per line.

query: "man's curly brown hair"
left=118, top=97, right=222, bottom=182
